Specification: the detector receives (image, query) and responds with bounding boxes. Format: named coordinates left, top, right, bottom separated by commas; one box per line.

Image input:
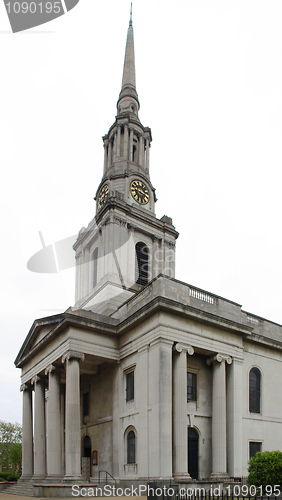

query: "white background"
left=1, top=0, right=282, bottom=422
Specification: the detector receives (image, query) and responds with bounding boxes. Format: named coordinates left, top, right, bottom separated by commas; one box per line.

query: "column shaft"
left=46, top=366, right=62, bottom=478
left=129, top=129, right=134, bottom=161
left=145, top=138, right=150, bottom=170
left=63, top=352, right=84, bottom=479
left=117, top=126, right=121, bottom=157
left=33, top=377, right=46, bottom=478
left=172, top=348, right=190, bottom=480
left=123, top=125, right=128, bottom=159
left=21, top=385, right=33, bottom=478
left=209, top=355, right=230, bottom=477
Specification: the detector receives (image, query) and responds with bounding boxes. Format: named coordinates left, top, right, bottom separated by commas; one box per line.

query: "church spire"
left=117, top=4, right=140, bottom=116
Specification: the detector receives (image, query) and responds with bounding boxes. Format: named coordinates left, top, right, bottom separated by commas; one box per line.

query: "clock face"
left=130, top=179, right=150, bottom=205
left=97, top=184, right=109, bottom=210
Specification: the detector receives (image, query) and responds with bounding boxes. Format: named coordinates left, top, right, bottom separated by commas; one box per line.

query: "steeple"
left=117, top=4, right=140, bottom=116
left=72, top=8, right=178, bottom=316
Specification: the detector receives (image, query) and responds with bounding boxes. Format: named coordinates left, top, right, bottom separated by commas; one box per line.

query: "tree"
left=248, top=450, right=282, bottom=493
left=0, top=421, right=22, bottom=473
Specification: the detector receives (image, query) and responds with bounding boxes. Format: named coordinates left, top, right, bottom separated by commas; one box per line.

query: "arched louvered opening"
left=249, top=367, right=261, bottom=413
left=93, top=247, right=98, bottom=287
left=135, top=242, right=149, bottom=285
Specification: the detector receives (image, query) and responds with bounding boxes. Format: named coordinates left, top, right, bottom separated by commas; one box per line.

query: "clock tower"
left=73, top=7, right=179, bottom=315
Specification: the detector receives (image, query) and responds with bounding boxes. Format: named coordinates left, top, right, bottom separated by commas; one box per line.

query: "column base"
left=209, top=472, right=229, bottom=480
left=45, top=475, right=64, bottom=482
left=32, top=474, right=47, bottom=481
left=64, top=475, right=84, bottom=482
left=173, top=473, right=192, bottom=482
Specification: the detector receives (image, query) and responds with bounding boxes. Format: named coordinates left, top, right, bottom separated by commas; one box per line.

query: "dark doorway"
left=188, top=427, right=199, bottom=479
left=83, top=435, right=91, bottom=458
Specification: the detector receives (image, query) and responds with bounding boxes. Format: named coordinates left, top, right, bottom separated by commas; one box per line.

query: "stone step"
left=5, top=480, right=35, bottom=497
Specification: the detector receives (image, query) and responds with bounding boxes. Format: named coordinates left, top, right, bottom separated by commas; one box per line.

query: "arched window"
left=127, top=430, right=136, bottom=464
left=249, top=367, right=261, bottom=413
left=93, top=248, right=98, bottom=287
left=135, top=242, right=149, bottom=285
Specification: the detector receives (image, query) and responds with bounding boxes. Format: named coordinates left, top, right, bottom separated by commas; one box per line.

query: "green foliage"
left=0, top=421, right=22, bottom=473
left=0, top=472, right=20, bottom=481
left=248, top=450, right=282, bottom=491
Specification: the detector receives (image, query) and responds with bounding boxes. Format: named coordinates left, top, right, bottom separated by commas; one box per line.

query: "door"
left=188, top=427, right=199, bottom=479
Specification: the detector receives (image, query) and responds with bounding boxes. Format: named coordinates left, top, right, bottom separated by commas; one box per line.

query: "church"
left=14, top=7, right=282, bottom=496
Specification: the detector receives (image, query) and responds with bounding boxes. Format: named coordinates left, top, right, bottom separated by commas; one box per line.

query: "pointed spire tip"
left=129, top=3, right=132, bottom=27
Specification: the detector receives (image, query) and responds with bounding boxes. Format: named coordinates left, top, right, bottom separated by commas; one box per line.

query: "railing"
left=189, top=287, right=216, bottom=305
left=246, top=315, right=260, bottom=325
left=98, top=470, right=117, bottom=487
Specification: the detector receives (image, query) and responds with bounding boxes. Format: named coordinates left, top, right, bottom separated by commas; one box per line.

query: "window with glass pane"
left=126, top=371, right=134, bottom=402
left=249, top=368, right=261, bottom=413
left=249, top=441, right=262, bottom=458
left=187, top=372, right=197, bottom=402
left=127, top=430, right=136, bottom=464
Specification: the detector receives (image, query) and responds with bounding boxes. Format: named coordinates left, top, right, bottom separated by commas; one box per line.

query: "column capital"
left=45, top=364, right=62, bottom=376
left=62, top=350, right=85, bottom=364
left=207, top=353, right=232, bottom=366
left=20, top=383, right=31, bottom=392
left=31, top=375, right=45, bottom=386
left=173, top=343, right=194, bottom=356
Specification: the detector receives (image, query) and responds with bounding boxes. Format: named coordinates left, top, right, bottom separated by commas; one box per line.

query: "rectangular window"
left=249, top=441, right=262, bottom=458
left=83, top=392, right=90, bottom=417
left=187, top=372, right=197, bottom=402
left=126, top=371, right=134, bottom=402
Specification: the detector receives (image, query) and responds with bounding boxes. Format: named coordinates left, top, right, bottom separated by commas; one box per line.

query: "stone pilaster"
left=62, top=351, right=85, bottom=480
left=117, top=126, right=121, bottom=157
left=45, top=364, right=62, bottom=479
left=207, top=353, right=232, bottom=478
left=172, top=343, right=194, bottom=481
left=145, top=138, right=150, bottom=171
left=227, top=357, right=243, bottom=477
left=20, top=383, right=33, bottom=478
left=31, top=376, right=46, bottom=479
left=129, top=128, right=134, bottom=161
left=123, top=124, right=128, bottom=159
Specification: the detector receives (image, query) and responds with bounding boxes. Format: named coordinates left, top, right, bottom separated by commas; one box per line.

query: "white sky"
left=1, top=0, right=282, bottom=423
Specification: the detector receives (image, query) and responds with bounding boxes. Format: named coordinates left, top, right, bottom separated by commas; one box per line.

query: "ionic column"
left=20, top=383, right=33, bottom=478
left=113, top=133, right=117, bottom=162
left=31, top=376, right=46, bottom=479
left=62, top=351, right=85, bottom=479
left=123, top=124, right=129, bottom=159
left=207, top=353, right=232, bottom=478
left=117, top=126, right=121, bottom=157
left=172, top=343, right=194, bottom=481
left=129, top=128, right=134, bottom=161
left=145, top=138, right=150, bottom=171
left=139, top=135, right=144, bottom=166
left=45, top=364, right=62, bottom=478
left=107, top=141, right=112, bottom=168
left=103, top=141, right=108, bottom=174
left=83, top=247, right=90, bottom=297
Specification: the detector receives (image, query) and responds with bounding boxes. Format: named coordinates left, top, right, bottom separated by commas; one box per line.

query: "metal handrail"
left=98, top=470, right=117, bottom=487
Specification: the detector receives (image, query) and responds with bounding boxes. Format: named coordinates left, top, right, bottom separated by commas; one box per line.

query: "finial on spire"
left=129, top=3, right=132, bottom=27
